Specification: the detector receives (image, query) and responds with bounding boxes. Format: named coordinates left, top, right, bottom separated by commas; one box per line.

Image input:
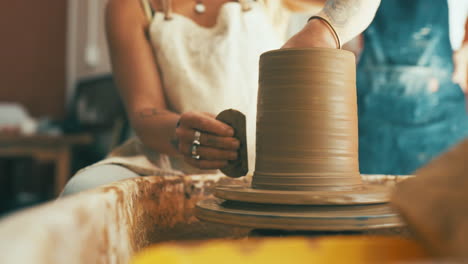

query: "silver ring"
left=191, top=144, right=200, bottom=160
left=191, top=130, right=201, bottom=159
left=193, top=130, right=201, bottom=146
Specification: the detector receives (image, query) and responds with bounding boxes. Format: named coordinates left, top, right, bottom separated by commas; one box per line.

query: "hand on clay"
left=175, top=111, right=240, bottom=170
left=453, top=43, right=468, bottom=93
left=282, top=19, right=339, bottom=49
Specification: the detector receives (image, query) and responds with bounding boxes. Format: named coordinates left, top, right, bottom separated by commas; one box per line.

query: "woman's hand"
left=453, top=43, right=468, bottom=93
left=283, top=0, right=381, bottom=49
left=175, top=111, right=240, bottom=170
left=282, top=19, right=338, bottom=49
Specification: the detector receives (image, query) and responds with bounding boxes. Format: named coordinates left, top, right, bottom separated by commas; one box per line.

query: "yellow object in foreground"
left=132, top=236, right=429, bottom=264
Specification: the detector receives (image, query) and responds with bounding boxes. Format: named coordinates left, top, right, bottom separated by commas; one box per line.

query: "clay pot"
left=253, top=48, right=361, bottom=191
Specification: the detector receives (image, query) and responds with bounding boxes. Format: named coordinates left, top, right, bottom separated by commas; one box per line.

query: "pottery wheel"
left=195, top=48, right=403, bottom=231
left=213, top=183, right=390, bottom=205
left=197, top=178, right=401, bottom=231
left=196, top=198, right=402, bottom=231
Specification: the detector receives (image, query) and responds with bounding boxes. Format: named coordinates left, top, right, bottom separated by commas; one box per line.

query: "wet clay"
left=253, top=49, right=361, bottom=191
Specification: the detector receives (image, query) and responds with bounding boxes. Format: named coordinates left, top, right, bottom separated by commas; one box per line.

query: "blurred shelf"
left=0, top=133, right=93, bottom=196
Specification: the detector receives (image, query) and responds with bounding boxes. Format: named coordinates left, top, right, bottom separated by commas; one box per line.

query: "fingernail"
left=227, top=127, right=235, bottom=135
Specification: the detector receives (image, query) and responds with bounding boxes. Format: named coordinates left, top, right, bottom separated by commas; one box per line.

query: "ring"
left=191, top=144, right=200, bottom=160
left=191, top=130, right=201, bottom=159
left=193, top=130, right=201, bottom=146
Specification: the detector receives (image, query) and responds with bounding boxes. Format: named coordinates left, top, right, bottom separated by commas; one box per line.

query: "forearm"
left=315, top=0, right=380, bottom=44
left=282, top=0, right=380, bottom=49
left=129, top=108, right=181, bottom=156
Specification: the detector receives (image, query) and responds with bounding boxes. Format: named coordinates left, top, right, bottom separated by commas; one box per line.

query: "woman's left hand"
left=453, top=43, right=468, bottom=93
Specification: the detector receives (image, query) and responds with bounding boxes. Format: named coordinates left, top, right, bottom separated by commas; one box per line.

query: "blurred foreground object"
left=392, top=138, right=468, bottom=259
left=0, top=175, right=249, bottom=264
left=0, top=174, right=415, bottom=264
left=132, top=236, right=429, bottom=264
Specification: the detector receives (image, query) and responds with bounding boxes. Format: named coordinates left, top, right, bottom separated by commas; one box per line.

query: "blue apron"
left=357, top=0, right=468, bottom=175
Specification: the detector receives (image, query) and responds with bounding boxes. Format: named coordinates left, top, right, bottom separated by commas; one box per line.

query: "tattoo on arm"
left=137, top=108, right=168, bottom=119
left=323, top=0, right=361, bottom=26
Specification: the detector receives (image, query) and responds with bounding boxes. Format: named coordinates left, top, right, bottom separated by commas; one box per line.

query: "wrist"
left=282, top=14, right=340, bottom=49
left=303, top=17, right=339, bottom=49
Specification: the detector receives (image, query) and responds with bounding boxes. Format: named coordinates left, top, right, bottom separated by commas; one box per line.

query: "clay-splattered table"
left=0, top=174, right=411, bottom=264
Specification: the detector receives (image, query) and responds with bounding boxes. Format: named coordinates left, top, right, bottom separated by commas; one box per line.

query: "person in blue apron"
left=357, top=0, right=468, bottom=175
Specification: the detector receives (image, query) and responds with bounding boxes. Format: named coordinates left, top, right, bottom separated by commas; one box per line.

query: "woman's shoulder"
left=106, top=0, right=149, bottom=31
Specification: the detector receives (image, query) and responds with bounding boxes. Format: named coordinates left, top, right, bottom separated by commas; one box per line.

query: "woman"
left=62, top=0, right=380, bottom=195
left=357, top=0, right=468, bottom=174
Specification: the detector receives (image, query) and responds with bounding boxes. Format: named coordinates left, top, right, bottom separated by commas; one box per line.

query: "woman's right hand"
left=175, top=111, right=240, bottom=170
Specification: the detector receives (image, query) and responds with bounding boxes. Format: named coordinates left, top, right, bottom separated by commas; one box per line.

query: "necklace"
left=194, top=0, right=206, bottom=14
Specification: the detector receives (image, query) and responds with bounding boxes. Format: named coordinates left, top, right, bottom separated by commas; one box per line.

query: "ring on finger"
left=191, top=141, right=200, bottom=160
left=193, top=130, right=201, bottom=146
